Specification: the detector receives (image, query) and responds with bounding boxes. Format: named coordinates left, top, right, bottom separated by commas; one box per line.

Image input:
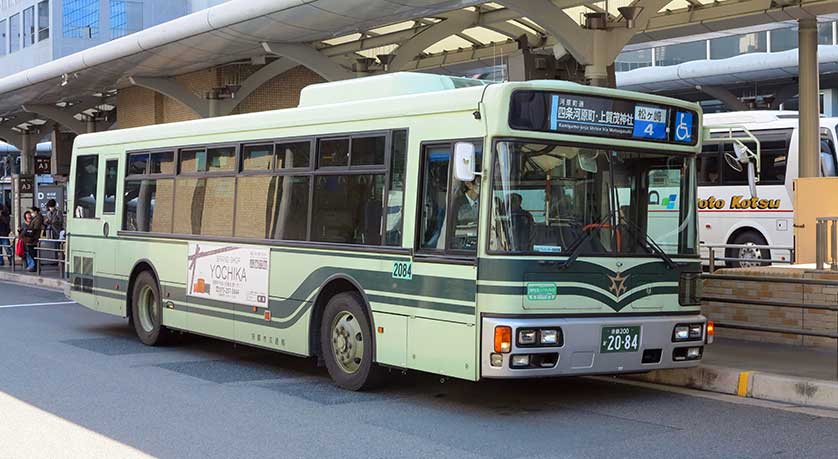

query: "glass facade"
left=63, top=0, right=100, bottom=38
left=710, top=32, right=767, bottom=59
left=615, top=48, right=652, bottom=72
left=0, top=19, right=6, bottom=55
left=9, top=13, right=19, bottom=52
left=22, top=6, right=34, bottom=48
left=38, top=1, right=49, bottom=41
left=655, top=41, right=706, bottom=66
left=110, top=0, right=143, bottom=39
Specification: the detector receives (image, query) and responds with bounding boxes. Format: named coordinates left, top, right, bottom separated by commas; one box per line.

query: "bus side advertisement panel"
left=186, top=242, right=270, bottom=308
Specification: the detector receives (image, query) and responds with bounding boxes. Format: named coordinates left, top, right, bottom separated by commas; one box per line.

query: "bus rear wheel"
left=131, top=271, right=170, bottom=346
left=320, top=292, right=384, bottom=391
left=726, top=230, right=770, bottom=268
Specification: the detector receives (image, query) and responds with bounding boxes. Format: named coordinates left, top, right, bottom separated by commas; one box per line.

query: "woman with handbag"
left=19, top=211, right=36, bottom=272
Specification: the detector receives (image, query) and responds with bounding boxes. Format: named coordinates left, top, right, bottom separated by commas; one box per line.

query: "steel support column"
left=799, top=17, right=820, bottom=179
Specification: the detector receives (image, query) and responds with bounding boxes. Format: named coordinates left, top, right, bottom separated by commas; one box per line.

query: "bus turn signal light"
left=706, top=321, right=715, bottom=344
left=494, top=326, right=512, bottom=353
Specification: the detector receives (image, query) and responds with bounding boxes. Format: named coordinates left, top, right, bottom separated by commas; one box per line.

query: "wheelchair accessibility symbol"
left=673, top=111, right=693, bottom=143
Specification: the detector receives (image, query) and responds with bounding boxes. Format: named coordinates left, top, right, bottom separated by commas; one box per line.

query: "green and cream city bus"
left=67, top=72, right=710, bottom=390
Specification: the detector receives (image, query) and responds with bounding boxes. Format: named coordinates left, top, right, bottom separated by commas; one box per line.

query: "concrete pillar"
left=86, top=116, right=97, bottom=133
left=19, top=130, right=33, bottom=175
left=799, top=17, right=820, bottom=178
left=208, top=97, right=220, bottom=118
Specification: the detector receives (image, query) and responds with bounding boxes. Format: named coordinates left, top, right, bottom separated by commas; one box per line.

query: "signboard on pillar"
left=51, top=130, right=75, bottom=176
left=37, top=185, right=64, bottom=214
left=12, top=174, right=36, bottom=228
left=35, top=157, right=51, bottom=175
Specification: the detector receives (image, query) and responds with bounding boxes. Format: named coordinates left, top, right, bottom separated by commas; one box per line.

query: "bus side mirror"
left=727, top=142, right=758, bottom=198
left=453, top=142, right=477, bottom=182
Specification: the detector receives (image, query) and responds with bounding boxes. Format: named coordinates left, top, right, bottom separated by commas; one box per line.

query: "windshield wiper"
left=617, top=216, right=681, bottom=270
left=559, top=216, right=610, bottom=270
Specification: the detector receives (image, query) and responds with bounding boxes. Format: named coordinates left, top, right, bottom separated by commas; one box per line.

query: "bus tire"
left=726, top=230, right=770, bottom=268
left=320, top=292, right=384, bottom=391
left=131, top=271, right=170, bottom=346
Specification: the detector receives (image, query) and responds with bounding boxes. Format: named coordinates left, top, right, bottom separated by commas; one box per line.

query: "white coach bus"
left=699, top=111, right=838, bottom=267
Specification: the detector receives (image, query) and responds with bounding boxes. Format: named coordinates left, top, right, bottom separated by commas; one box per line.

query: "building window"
left=110, top=0, right=143, bottom=39
left=0, top=19, right=7, bottom=56
left=819, top=22, right=833, bottom=45
left=615, top=49, right=652, bottom=72
left=38, top=1, right=50, bottom=41
left=654, top=41, right=706, bottom=66
left=710, top=32, right=767, bottom=60
left=23, top=6, right=34, bottom=47
left=63, top=0, right=99, bottom=38
left=9, top=13, right=20, bottom=52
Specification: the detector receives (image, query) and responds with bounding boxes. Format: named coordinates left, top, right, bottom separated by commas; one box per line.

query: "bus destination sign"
left=509, top=90, right=697, bottom=145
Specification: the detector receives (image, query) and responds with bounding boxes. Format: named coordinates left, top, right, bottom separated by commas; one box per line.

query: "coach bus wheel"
left=320, top=292, right=384, bottom=391
left=131, top=271, right=169, bottom=346
left=726, top=230, right=770, bottom=268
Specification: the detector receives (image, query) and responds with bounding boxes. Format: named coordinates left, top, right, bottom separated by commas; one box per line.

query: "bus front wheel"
left=131, top=271, right=170, bottom=346
left=320, top=292, right=384, bottom=391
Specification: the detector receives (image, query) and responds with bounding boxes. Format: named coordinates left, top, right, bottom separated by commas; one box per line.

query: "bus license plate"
left=600, top=326, right=640, bottom=353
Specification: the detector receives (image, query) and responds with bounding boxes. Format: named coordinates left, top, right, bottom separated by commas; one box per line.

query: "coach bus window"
left=351, top=136, right=386, bottom=166
left=173, top=177, right=235, bottom=236
left=103, top=160, right=118, bottom=214
left=318, top=138, right=349, bottom=167
left=385, top=130, right=407, bottom=246
left=234, top=175, right=309, bottom=240
left=149, top=151, right=174, bottom=174
left=73, top=155, right=99, bottom=219
left=696, top=152, right=720, bottom=186
left=275, top=141, right=310, bottom=169
left=242, top=144, right=274, bottom=170
left=312, top=174, right=384, bottom=244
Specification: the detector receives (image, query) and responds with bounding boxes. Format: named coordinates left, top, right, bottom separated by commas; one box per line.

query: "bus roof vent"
left=298, top=72, right=489, bottom=107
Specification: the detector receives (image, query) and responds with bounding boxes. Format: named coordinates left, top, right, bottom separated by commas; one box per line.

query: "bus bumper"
left=480, top=314, right=707, bottom=379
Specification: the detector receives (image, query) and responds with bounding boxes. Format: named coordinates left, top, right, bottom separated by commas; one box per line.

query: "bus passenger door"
left=94, top=154, right=123, bottom=313
left=405, top=142, right=481, bottom=381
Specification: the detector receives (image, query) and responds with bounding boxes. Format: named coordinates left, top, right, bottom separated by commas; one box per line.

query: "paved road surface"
left=1, top=281, right=837, bottom=458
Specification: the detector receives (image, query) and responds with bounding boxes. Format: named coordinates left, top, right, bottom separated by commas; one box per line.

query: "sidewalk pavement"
left=1, top=272, right=836, bottom=410
left=0, top=266, right=65, bottom=290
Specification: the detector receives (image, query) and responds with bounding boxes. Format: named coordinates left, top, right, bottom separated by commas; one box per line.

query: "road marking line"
left=738, top=371, right=752, bottom=397
left=0, top=300, right=76, bottom=309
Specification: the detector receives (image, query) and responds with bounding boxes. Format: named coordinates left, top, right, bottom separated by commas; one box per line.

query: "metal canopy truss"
left=0, top=0, right=836, bottom=127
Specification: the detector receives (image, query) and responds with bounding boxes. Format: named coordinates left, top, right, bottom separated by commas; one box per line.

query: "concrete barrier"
left=0, top=271, right=66, bottom=291
left=626, top=365, right=838, bottom=410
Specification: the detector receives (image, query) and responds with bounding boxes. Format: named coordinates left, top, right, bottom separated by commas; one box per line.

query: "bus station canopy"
left=2, top=0, right=838, bottom=133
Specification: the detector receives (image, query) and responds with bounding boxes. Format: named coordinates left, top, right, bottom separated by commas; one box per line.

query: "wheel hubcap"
left=137, top=285, right=157, bottom=333
left=738, top=243, right=763, bottom=267
left=330, top=311, right=364, bottom=374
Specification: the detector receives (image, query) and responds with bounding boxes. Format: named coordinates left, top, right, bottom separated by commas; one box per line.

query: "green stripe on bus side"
left=74, top=269, right=475, bottom=320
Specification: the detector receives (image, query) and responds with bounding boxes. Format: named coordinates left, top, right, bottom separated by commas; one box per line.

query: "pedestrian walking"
left=0, top=205, right=11, bottom=267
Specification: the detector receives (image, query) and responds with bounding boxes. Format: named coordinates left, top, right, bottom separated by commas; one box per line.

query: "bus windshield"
left=489, top=140, right=697, bottom=256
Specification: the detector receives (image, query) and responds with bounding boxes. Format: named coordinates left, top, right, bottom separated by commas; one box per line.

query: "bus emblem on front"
left=608, top=272, right=630, bottom=298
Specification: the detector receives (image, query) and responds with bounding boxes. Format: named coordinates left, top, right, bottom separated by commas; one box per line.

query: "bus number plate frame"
left=600, top=326, right=640, bottom=353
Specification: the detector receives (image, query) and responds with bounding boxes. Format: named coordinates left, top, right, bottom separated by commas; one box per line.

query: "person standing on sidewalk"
left=26, top=207, right=43, bottom=272
left=44, top=199, right=64, bottom=265
left=0, top=205, right=11, bottom=267
left=20, top=211, right=35, bottom=271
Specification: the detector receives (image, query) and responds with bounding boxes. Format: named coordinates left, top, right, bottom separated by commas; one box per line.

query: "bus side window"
left=74, top=155, right=99, bottom=219
left=103, top=160, right=118, bottom=214
left=696, top=151, right=720, bottom=186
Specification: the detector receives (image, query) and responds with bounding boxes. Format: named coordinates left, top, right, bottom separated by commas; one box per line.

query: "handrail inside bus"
left=702, top=124, right=762, bottom=181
